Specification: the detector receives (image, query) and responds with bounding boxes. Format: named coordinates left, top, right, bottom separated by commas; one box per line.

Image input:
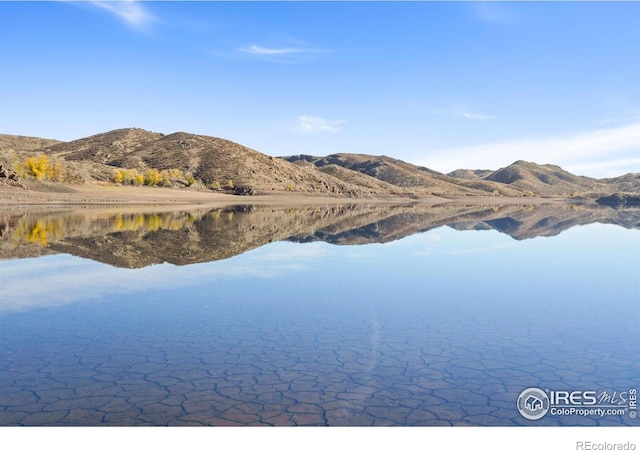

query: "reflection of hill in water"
left=1, top=203, right=638, bottom=268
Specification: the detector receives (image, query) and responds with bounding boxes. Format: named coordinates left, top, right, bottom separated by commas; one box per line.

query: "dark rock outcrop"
left=0, top=163, right=18, bottom=181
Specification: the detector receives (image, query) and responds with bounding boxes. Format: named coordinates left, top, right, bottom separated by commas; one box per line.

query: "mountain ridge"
left=1, top=128, right=638, bottom=199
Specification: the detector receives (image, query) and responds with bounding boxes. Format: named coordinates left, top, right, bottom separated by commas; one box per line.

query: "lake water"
left=0, top=203, right=638, bottom=426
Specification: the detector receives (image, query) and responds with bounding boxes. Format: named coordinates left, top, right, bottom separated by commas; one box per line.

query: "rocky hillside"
left=1, top=128, right=638, bottom=198
left=17, top=129, right=413, bottom=197
left=478, top=160, right=615, bottom=197
left=446, top=169, right=494, bottom=179
left=602, top=173, right=640, bottom=192
left=283, top=153, right=524, bottom=197
left=0, top=134, right=60, bottom=152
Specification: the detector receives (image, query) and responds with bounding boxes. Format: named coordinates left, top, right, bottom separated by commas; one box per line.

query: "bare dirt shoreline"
left=0, top=182, right=572, bottom=209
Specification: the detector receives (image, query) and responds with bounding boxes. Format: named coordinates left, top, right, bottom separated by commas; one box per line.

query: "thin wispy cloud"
left=599, top=114, right=640, bottom=125
left=427, top=105, right=495, bottom=121
left=419, top=122, right=640, bottom=178
left=568, top=157, right=640, bottom=179
left=238, top=45, right=306, bottom=56
left=234, top=43, right=326, bottom=63
left=295, top=115, right=345, bottom=133
left=210, top=44, right=324, bottom=63
left=89, top=0, right=156, bottom=31
left=462, top=112, right=495, bottom=121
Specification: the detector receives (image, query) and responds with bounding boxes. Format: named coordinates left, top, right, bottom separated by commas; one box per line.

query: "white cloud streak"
left=419, top=122, right=640, bottom=178
left=567, top=157, right=640, bottom=179
left=296, top=115, right=345, bottom=133
left=89, top=0, right=156, bottom=30
left=234, top=44, right=326, bottom=63
left=237, top=45, right=306, bottom=56
left=599, top=115, right=640, bottom=126
left=462, top=112, right=495, bottom=120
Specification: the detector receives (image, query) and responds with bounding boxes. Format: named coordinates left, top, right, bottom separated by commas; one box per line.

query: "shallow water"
left=0, top=204, right=638, bottom=426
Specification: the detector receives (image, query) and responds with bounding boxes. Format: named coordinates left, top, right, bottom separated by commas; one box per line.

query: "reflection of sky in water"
left=0, top=243, right=333, bottom=312
left=2, top=223, right=637, bottom=314
left=0, top=224, right=638, bottom=425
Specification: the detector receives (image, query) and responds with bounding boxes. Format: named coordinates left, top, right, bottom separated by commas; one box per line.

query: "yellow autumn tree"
left=24, top=155, right=49, bottom=180
left=144, top=168, right=161, bottom=186
left=159, top=170, right=172, bottom=187
left=113, top=169, right=125, bottom=184
left=185, top=173, right=197, bottom=186
left=45, top=159, right=66, bottom=181
left=12, top=154, right=66, bottom=181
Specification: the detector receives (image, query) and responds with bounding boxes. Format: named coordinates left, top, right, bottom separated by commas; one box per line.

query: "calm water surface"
left=0, top=205, right=638, bottom=426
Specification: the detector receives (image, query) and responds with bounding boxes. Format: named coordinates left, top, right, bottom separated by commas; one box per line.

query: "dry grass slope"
left=0, top=134, right=61, bottom=153
left=483, top=160, right=616, bottom=197
left=1, top=129, right=638, bottom=199
left=284, top=153, right=525, bottom=197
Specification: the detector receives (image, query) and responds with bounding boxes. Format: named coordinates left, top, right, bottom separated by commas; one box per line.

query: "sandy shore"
left=0, top=182, right=572, bottom=209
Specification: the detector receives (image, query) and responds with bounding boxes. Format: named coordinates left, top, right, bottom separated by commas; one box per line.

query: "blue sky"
left=1, top=1, right=638, bottom=177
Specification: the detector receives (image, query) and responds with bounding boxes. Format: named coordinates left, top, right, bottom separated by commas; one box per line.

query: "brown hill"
left=47, top=128, right=163, bottom=164
left=2, top=128, right=638, bottom=199
left=0, top=134, right=60, bottom=153
left=313, top=164, right=411, bottom=195
left=44, top=129, right=402, bottom=197
left=447, top=169, right=493, bottom=179
left=283, top=153, right=524, bottom=197
left=602, top=173, right=640, bottom=192
left=481, top=160, right=615, bottom=197
left=0, top=134, right=63, bottom=185
left=285, top=153, right=444, bottom=186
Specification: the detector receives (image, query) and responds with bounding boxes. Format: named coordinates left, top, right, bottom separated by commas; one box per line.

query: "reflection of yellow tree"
left=12, top=211, right=208, bottom=248
left=28, top=221, right=48, bottom=246
left=12, top=218, right=63, bottom=247
left=110, top=212, right=197, bottom=233
left=113, top=214, right=145, bottom=231
left=145, top=214, right=161, bottom=231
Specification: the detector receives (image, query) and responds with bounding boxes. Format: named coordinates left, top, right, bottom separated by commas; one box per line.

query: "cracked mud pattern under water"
left=0, top=225, right=638, bottom=426
left=1, top=294, right=637, bottom=426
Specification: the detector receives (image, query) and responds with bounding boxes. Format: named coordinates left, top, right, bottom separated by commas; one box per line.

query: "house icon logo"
left=517, top=388, right=550, bottom=420
left=525, top=395, right=543, bottom=411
